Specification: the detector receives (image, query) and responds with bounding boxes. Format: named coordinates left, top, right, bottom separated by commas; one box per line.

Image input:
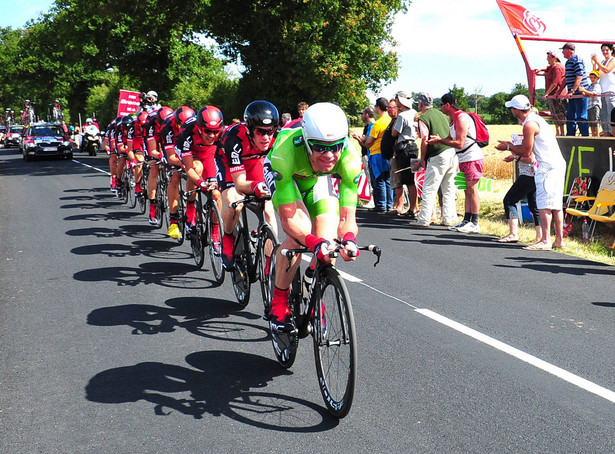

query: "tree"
left=201, top=0, right=410, bottom=115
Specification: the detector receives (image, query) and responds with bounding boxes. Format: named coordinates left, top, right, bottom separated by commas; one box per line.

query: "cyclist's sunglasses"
left=253, top=127, right=276, bottom=137
left=308, top=139, right=345, bottom=154
left=201, top=127, right=221, bottom=136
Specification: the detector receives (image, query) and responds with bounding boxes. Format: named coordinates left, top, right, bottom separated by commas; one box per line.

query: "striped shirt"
left=565, top=54, right=589, bottom=93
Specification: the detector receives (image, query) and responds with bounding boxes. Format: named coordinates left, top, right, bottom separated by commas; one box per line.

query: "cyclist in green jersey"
left=263, top=102, right=363, bottom=331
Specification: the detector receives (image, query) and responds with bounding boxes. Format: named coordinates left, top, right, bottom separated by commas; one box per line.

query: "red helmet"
left=137, top=110, right=149, bottom=125
left=196, top=106, right=224, bottom=131
left=156, top=106, right=174, bottom=125
left=174, top=105, right=195, bottom=127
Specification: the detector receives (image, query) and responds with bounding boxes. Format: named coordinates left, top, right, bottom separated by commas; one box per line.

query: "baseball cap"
left=395, top=91, right=413, bottom=109
left=560, top=42, right=575, bottom=51
left=504, top=94, right=531, bottom=111
left=417, top=92, right=433, bottom=106
left=441, top=92, right=460, bottom=109
left=590, top=70, right=600, bottom=78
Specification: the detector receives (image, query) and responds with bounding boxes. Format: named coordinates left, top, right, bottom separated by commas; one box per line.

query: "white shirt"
left=523, top=112, right=565, bottom=174
left=450, top=112, right=483, bottom=163
left=393, top=109, right=417, bottom=142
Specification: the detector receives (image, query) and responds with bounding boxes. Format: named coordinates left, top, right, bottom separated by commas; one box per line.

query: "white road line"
left=72, top=158, right=110, bottom=175
left=353, top=275, right=615, bottom=404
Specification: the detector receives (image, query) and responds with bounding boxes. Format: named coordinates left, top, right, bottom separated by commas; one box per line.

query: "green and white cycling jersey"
left=264, top=127, right=362, bottom=218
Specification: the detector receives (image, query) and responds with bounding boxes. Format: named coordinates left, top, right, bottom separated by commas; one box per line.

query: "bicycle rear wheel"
left=206, top=198, right=225, bottom=284
left=312, top=267, right=357, bottom=418
left=231, top=220, right=250, bottom=307
left=119, top=173, right=129, bottom=204
left=257, top=224, right=278, bottom=314
left=138, top=165, right=149, bottom=215
left=190, top=194, right=205, bottom=268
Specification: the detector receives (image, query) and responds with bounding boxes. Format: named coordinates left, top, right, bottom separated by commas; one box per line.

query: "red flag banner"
left=117, top=89, right=140, bottom=117
left=496, top=0, right=547, bottom=38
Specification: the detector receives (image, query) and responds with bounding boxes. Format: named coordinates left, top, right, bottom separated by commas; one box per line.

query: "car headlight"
left=26, top=142, right=36, bottom=148
left=63, top=141, right=71, bottom=146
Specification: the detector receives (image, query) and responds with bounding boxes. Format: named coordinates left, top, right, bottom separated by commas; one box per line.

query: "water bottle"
left=582, top=218, right=590, bottom=242
left=302, top=266, right=315, bottom=303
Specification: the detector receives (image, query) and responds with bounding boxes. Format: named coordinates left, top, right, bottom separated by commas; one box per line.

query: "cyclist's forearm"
left=338, top=206, right=358, bottom=239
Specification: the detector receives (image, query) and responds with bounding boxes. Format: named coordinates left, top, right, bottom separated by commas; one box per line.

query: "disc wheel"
left=206, top=198, right=225, bottom=285
left=312, top=267, right=357, bottom=418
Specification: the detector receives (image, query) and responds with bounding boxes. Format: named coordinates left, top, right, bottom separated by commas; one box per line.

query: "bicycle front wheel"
left=127, top=169, right=137, bottom=208
left=206, top=198, right=225, bottom=284
left=312, top=267, right=357, bottom=418
left=231, top=221, right=250, bottom=308
left=190, top=194, right=205, bottom=268
left=175, top=185, right=186, bottom=245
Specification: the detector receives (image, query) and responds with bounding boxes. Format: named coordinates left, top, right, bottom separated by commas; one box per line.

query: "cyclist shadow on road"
left=85, top=351, right=338, bottom=431
left=73, top=260, right=216, bottom=289
left=87, top=296, right=267, bottom=342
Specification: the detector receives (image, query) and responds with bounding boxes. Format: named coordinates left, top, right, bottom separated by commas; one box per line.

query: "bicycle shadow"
left=87, top=296, right=267, bottom=342
left=85, top=351, right=338, bottom=431
left=73, top=261, right=216, bottom=289
left=70, top=239, right=188, bottom=260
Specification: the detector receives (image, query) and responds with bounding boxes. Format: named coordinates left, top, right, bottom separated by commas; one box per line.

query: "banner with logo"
left=117, top=90, right=141, bottom=117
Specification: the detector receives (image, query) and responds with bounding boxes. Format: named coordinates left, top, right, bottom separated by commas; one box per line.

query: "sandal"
left=497, top=235, right=519, bottom=243
left=523, top=243, right=552, bottom=251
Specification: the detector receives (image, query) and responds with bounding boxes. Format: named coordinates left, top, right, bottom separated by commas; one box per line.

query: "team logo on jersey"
left=165, top=131, right=173, bottom=144
left=231, top=143, right=241, bottom=165
left=353, top=174, right=361, bottom=184
left=183, top=136, right=192, bottom=151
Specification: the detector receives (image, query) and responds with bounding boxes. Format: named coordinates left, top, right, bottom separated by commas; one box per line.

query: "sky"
left=3, top=0, right=615, bottom=101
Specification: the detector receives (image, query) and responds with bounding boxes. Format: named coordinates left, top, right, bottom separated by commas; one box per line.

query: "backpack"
left=454, top=111, right=489, bottom=154
left=380, top=118, right=396, bottom=160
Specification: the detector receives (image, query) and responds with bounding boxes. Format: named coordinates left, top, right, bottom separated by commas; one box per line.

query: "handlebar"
left=229, top=193, right=272, bottom=208
left=280, top=242, right=381, bottom=268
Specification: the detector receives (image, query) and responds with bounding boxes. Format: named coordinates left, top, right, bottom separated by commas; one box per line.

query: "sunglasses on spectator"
left=308, top=139, right=345, bottom=154
left=254, top=127, right=276, bottom=137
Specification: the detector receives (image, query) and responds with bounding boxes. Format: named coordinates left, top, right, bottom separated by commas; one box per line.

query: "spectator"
left=411, top=92, right=458, bottom=228
left=496, top=145, right=542, bottom=244
left=351, top=106, right=376, bottom=205
left=283, top=102, right=310, bottom=129
left=281, top=112, right=292, bottom=127
left=590, top=42, right=615, bottom=136
left=580, top=70, right=602, bottom=137
left=359, top=97, right=393, bottom=212
left=428, top=92, right=484, bottom=233
left=542, top=50, right=567, bottom=136
left=561, top=42, right=590, bottom=136
left=391, top=91, right=419, bottom=217
left=381, top=99, right=401, bottom=214
left=496, top=95, right=566, bottom=250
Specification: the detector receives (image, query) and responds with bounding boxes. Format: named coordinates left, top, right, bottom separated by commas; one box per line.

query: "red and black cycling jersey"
left=115, top=123, right=128, bottom=154
left=215, top=122, right=277, bottom=189
left=144, top=111, right=161, bottom=143
left=160, top=118, right=181, bottom=156
left=105, top=122, right=117, bottom=153
left=217, top=122, right=276, bottom=173
left=126, top=121, right=144, bottom=152
left=174, top=117, right=220, bottom=179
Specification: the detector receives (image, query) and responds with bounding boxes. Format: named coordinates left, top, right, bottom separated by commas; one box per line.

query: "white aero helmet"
left=146, top=90, right=158, bottom=101
left=86, top=117, right=93, bottom=124
left=302, top=102, right=348, bottom=155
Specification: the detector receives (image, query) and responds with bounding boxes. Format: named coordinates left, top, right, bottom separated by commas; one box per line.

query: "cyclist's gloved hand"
left=251, top=181, right=270, bottom=198
left=340, top=231, right=360, bottom=260
left=196, top=178, right=209, bottom=191
left=305, top=234, right=331, bottom=262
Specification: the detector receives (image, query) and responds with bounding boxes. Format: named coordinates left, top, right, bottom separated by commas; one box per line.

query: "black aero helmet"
left=243, top=100, right=279, bottom=135
left=121, top=115, right=134, bottom=127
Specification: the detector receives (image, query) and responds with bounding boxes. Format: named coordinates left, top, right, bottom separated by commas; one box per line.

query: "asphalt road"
left=1, top=148, right=615, bottom=453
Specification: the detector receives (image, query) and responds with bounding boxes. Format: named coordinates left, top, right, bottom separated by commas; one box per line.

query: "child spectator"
left=580, top=70, right=602, bottom=136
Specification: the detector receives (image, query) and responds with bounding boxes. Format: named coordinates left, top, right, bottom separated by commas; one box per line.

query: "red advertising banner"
left=117, top=89, right=140, bottom=117
left=496, top=0, right=546, bottom=38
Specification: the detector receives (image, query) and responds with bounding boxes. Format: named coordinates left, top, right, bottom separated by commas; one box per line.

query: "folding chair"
left=563, top=176, right=592, bottom=236
left=566, top=172, right=615, bottom=240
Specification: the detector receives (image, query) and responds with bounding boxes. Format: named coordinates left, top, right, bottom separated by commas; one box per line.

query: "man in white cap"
left=495, top=94, right=566, bottom=250
left=391, top=91, right=419, bottom=216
